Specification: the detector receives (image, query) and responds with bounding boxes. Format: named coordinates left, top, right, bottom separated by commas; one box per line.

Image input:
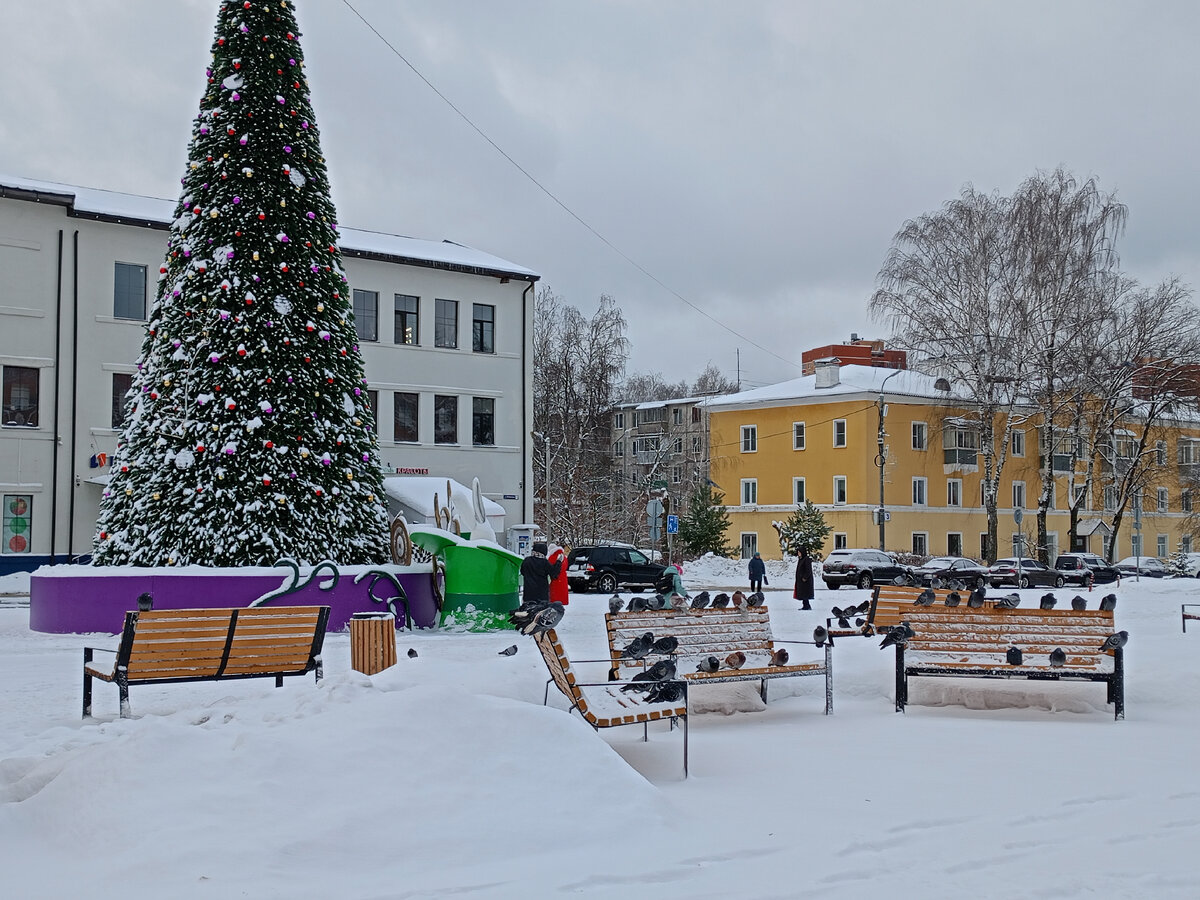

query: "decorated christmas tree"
left=93, top=0, right=389, bottom=567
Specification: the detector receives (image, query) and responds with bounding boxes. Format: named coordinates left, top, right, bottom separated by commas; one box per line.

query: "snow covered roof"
left=382, top=476, right=505, bottom=518
left=0, top=173, right=538, bottom=280
left=701, top=364, right=960, bottom=411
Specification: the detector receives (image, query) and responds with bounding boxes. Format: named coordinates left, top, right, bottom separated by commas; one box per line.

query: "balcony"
left=944, top=448, right=978, bottom=466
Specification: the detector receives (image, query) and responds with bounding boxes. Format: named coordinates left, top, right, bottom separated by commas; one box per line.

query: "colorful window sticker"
left=3, top=495, right=31, bottom=554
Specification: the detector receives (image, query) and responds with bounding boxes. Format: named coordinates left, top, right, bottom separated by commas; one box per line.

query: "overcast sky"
left=2, top=1, right=1197, bottom=389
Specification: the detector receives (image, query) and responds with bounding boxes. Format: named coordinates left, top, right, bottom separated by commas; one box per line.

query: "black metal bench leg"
left=825, top=643, right=833, bottom=714
left=1113, top=649, right=1125, bottom=720
left=82, top=649, right=93, bottom=718
left=117, top=669, right=131, bottom=719
left=682, top=715, right=689, bottom=778
left=643, top=722, right=648, bottom=742
left=276, top=675, right=284, bottom=687
left=315, top=655, right=324, bottom=683
left=760, top=678, right=768, bottom=704
left=895, top=644, right=906, bottom=713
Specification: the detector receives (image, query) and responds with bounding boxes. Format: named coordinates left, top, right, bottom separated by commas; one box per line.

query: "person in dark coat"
left=748, top=552, right=766, bottom=592
left=519, top=542, right=562, bottom=607
left=794, top=547, right=815, bottom=610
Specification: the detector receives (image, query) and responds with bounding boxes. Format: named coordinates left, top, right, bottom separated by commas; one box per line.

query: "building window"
left=1157, top=534, right=1169, bottom=557
left=834, top=533, right=848, bottom=550
left=367, top=390, right=379, bottom=429
left=352, top=289, right=378, bottom=342
left=1155, top=440, right=1167, bottom=465
left=833, top=476, right=847, bottom=505
left=1012, top=481, right=1025, bottom=509
left=793, top=422, right=806, bottom=450
left=947, top=533, right=962, bottom=557
left=741, top=479, right=757, bottom=505
left=740, top=533, right=758, bottom=559
left=1011, top=429, right=1025, bottom=457
left=692, top=435, right=701, bottom=454
left=1184, top=536, right=1193, bottom=553
left=472, top=303, right=495, bottom=354
left=1158, top=487, right=1169, bottom=513
left=741, top=425, right=757, bottom=453
left=947, top=479, right=962, bottom=507
left=944, top=424, right=979, bottom=466
left=1179, top=439, right=1200, bottom=466
left=434, top=395, right=458, bottom=444
left=912, top=477, right=927, bottom=506
left=614, top=441, right=624, bottom=457
left=111, top=373, right=133, bottom=429
left=2, top=366, right=38, bottom=427
left=1073, top=484, right=1088, bottom=510
left=1184, top=490, right=1193, bottom=513
left=912, top=422, right=927, bottom=451
left=393, top=392, right=419, bottom=443
left=692, top=407, right=701, bottom=423
left=2, top=495, right=32, bottom=554
left=435, top=299, right=458, bottom=348
left=673, top=408, right=683, bottom=425
left=672, top=466, right=683, bottom=484
left=833, top=419, right=847, bottom=447
left=614, top=412, right=625, bottom=429
left=794, top=477, right=806, bottom=504
left=1103, top=485, right=1117, bottom=511
left=113, top=262, right=147, bottom=320
left=394, top=294, right=419, bottom=345
left=472, top=397, right=495, bottom=446
left=673, top=437, right=683, bottom=454
left=912, top=533, right=928, bottom=556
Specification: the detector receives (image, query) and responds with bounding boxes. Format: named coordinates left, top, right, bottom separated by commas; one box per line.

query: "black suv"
left=1054, top=553, right=1121, bottom=586
left=566, top=545, right=663, bottom=593
left=822, top=549, right=910, bottom=590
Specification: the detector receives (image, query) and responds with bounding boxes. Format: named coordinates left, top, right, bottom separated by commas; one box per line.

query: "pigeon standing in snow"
left=608, top=595, right=625, bottom=614
left=1006, top=646, right=1023, bottom=665
left=690, top=591, right=711, bottom=610
left=967, top=587, right=986, bottom=608
left=724, top=651, right=747, bottom=670
left=1040, top=593, right=1058, bottom=610
left=711, top=593, right=731, bottom=609
left=1049, top=647, right=1067, bottom=668
left=914, top=588, right=936, bottom=606
left=813, top=625, right=829, bottom=648
left=1098, top=631, right=1129, bottom=652
left=769, top=647, right=790, bottom=667
left=944, top=591, right=961, bottom=607
left=747, top=591, right=765, bottom=608
left=1071, top=595, right=1087, bottom=611
left=996, top=593, right=1021, bottom=609
left=407, top=648, right=419, bottom=658
left=696, top=655, right=720, bottom=673
left=498, top=644, right=519, bottom=656
left=523, top=602, right=565, bottom=636
left=621, top=632, right=655, bottom=659
left=1099, top=593, right=1117, bottom=612
left=650, top=635, right=680, bottom=655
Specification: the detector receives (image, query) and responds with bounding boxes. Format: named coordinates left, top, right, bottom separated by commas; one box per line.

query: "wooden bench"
left=1183, top=604, right=1200, bottom=633
left=83, top=606, right=330, bottom=718
left=605, top=606, right=833, bottom=712
left=829, top=584, right=1075, bottom=637
left=532, top=628, right=690, bottom=776
left=892, top=604, right=1125, bottom=720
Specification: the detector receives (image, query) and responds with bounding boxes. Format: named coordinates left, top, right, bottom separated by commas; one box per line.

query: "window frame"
left=1157, top=487, right=1168, bottom=513
left=471, top=302, right=495, bottom=354
left=741, top=425, right=758, bottom=453
left=393, top=392, right=419, bottom=443
left=434, top=394, right=459, bottom=444
left=912, top=476, right=927, bottom=506
left=793, top=422, right=806, bottom=450
left=947, top=532, right=963, bottom=557
left=740, top=478, right=758, bottom=505
left=113, top=261, right=147, bottom=321
left=434, top=299, right=459, bottom=349
left=352, top=289, right=379, bottom=342
left=793, top=477, right=806, bottom=505
left=946, top=478, right=962, bottom=507
left=1011, top=429, right=1025, bottom=457
left=2, top=365, right=39, bottom=428
left=394, top=294, right=419, bottom=345
left=833, top=533, right=848, bottom=550
left=1012, top=480, right=1026, bottom=510
left=472, top=397, right=495, bottom=446
left=911, top=421, right=927, bottom=451
left=912, top=532, right=928, bottom=556
left=833, top=475, right=847, bottom=505
left=111, top=372, right=134, bottom=430
left=833, top=419, right=847, bottom=448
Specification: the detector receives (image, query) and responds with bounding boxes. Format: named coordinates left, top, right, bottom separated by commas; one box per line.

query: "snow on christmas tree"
left=93, top=0, right=389, bottom=567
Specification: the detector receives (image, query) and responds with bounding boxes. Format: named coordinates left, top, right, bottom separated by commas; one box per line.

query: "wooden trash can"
left=350, top=612, right=398, bottom=675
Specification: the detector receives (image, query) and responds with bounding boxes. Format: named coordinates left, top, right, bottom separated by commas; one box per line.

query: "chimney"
left=814, top=358, right=841, bottom=389
left=849, top=332, right=860, bottom=343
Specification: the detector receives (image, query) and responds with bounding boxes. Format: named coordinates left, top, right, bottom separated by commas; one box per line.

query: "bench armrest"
left=83, top=647, right=117, bottom=657
left=772, top=639, right=831, bottom=647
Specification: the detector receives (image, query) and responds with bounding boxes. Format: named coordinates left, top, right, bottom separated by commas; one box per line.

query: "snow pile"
left=680, top=551, right=807, bottom=589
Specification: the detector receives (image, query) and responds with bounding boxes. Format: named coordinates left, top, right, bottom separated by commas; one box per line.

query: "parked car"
left=822, top=549, right=910, bottom=590
left=1053, top=553, right=1121, bottom=586
left=566, top=544, right=664, bottom=593
left=987, top=557, right=1066, bottom=589
left=906, top=556, right=990, bottom=589
left=1114, top=556, right=1171, bottom=578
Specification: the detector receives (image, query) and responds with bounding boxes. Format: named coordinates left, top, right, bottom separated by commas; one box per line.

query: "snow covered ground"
left=3, top=571, right=1200, bottom=898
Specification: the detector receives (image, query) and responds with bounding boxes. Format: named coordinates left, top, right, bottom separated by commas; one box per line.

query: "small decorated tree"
left=93, top=1, right=389, bottom=567
left=773, top=500, right=832, bottom=558
left=677, top=484, right=733, bottom=558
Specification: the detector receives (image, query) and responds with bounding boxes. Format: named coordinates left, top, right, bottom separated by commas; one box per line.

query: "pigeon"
left=732, top=591, right=748, bottom=610
left=879, top=628, right=909, bottom=649
left=522, top=602, right=565, bottom=636
left=914, top=588, right=936, bottom=606
left=1006, top=646, right=1023, bottom=665
left=498, top=644, right=519, bottom=656
left=644, top=681, right=685, bottom=704
left=1098, top=631, right=1129, bottom=652
left=608, top=594, right=625, bottom=614
left=1099, top=593, right=1117, bottom=612
left=407, top=648, right=418, bottom=658
left=855, top=600, right=872, bottom=615
left=507, top=600, right=546, bottom=630
left=711, top=593, right=731, bottom=609
left=724, top=651, right=747, bottom=670
left=136, top=592, right=154, bottom=612
left=622, top=659, right=678, bottom=692
left=648, top=593, right=668, bottom=611
left=1071, top=595, right=1087, bottom=611
left=856, top=617, right=866, bottom=627
left=670, top=593, right=689, bottom=611
left=948, top=579, right=966, bottom=592
left=831, top=606, right=848, bottom=619
left=769, top=647, right=790, bottom=667
left=1049, top=647, right=1067, bottom=668
left=690, top=591, right=711, bottom=610
left=628, top=595, right=650, bottom=612
left=1040, top=593, right=1058, bottom=610
left=930, top=576, right=944, bottom=590
left=967, top=588, right=986, bottom=609
left=944, top=591, right=961, bottom=608
left=813, top=625, right=829, bottom=648
left=620, top=632, right=655, bottom=659
left=747, top=591, right=766, bottom=608
left=650, top=635, right=680, bottom=656
left=996, top=593, right=1021, bottom=609
left=696, top=655, right=720, bottom=673
left=836, top=615, right=852, bottom=630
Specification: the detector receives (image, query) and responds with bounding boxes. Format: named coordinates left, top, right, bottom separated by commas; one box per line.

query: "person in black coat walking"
left=748, top=552, right=766, bottom=592
left=519, top=542, right=562, bottom=607
left=794, top=547, right=815, bottom=610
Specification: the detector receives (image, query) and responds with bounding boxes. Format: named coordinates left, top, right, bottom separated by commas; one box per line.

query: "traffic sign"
left=1014, top=508, right=1024, bottom=526
left=647, top=498, right=663, bottom=518
left=666, top=514, right=679, bottom=535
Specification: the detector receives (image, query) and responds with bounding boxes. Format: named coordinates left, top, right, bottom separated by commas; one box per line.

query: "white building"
left=0, top=174, right=539, bottom=573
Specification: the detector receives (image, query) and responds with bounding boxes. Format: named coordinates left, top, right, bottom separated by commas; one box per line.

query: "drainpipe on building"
left=50, top=230, right=64, bottom=564
left=68, top=230, right=79, bottom=562
left=521, top=281, right=534, bottom=524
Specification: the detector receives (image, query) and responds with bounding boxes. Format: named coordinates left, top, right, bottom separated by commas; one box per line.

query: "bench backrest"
left=117, top=606, right=329, bottom=681
left=606, top=607, right=775, bottom=672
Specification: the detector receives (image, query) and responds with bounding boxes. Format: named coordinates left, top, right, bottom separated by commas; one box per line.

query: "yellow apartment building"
left=703, top=362, right=1200, bottom=562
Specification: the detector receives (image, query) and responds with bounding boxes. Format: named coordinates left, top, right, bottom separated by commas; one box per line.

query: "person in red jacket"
left=548, top=543, right=570, bottom=606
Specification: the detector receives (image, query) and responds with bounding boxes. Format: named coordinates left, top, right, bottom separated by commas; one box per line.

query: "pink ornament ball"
left=239, top=136, right=248, bottom=146
left=232, top=196, right=241, bottom=204
left=284, top=145, right=292, bottom=153
left=231, top=92, right=241, bottom=101
left=306, top=211, right=315, bottom=219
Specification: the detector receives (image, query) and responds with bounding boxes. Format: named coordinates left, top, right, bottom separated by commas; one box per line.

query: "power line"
left=338, top=0, right=800, bottom=371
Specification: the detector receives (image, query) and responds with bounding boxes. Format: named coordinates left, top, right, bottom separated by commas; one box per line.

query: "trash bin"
left=350, top=612, right=397, bottom=675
